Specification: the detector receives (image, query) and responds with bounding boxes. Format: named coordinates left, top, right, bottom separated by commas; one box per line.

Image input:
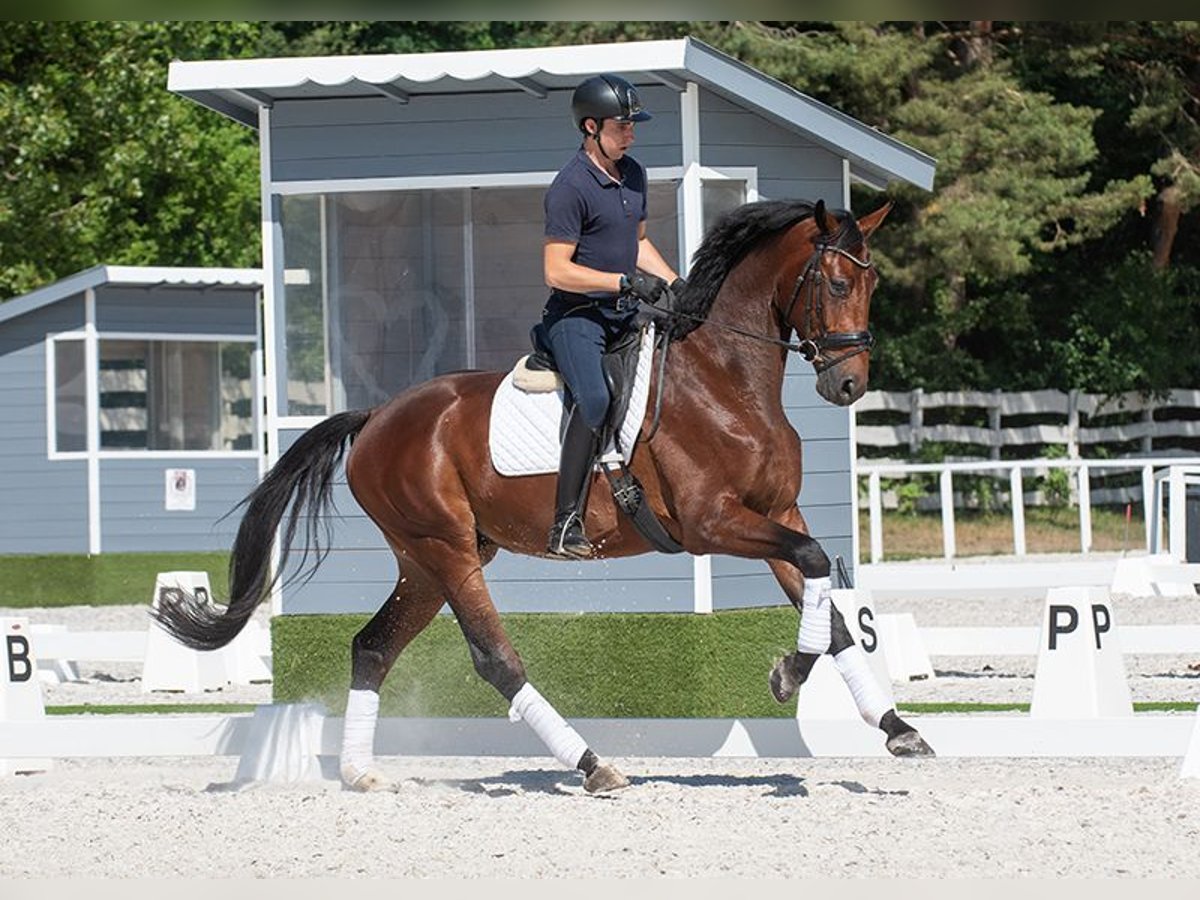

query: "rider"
left=541, top=73, right=684, bottom=559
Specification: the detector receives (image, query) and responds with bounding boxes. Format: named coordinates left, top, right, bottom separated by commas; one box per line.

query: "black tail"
left=152, top=409, right=372, bottom=650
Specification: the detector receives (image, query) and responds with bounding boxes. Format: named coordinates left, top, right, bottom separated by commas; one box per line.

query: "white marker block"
left=234, top=704, right=328, bottom=785
left=798, top=589, right=895, bottom=720
left=876, top=612, right=935, bottom=681
left=1, top=617, right=51, bottom=776
left=142, top=571, right=229, bottom=693
left=1111, top=554, right=1197, bottom=598
left=1030, top=586, right=1133, bottom=718
left=226, top=620, right=272, bottom=685
left=713, top=720, right=759, bottom=757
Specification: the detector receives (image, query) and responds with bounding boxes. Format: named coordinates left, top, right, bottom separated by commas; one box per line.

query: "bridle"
left=655, top=238, right=876, bottom=372
left=780, top=242, right=876, bottom=373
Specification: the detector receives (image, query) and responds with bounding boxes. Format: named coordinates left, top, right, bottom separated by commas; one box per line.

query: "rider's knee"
left=573, top=391, right=609, bottom=433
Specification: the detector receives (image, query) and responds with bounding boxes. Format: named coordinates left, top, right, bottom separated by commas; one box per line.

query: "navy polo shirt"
left=544, top=148, right=647, bottom=307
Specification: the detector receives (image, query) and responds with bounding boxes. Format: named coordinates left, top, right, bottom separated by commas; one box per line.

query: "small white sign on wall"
left=165, top=468, right=196, bottom=511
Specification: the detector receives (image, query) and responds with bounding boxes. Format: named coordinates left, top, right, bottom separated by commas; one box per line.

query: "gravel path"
left=0, top=755, right=1197, bottom=878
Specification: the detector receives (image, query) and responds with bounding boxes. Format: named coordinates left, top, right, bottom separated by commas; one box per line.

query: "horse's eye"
left=830, top=278, right=850, bottom=297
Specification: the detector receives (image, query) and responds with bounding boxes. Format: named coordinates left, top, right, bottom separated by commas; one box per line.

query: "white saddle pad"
left=489, top=325, right=656, bottom=477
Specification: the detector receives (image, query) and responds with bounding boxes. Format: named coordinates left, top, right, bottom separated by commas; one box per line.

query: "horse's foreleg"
left=442, top=564, right=630, bottom=794
left=340, top=566, right=444, bottom=792
left=762, top=515, right=934, bottom=758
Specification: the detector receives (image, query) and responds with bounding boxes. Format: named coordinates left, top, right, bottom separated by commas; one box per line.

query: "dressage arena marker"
left=137, top=571, right=271, bottom=693
left=1029, top=586, right=1133, bottom=719
left=795, top=589, right=895, bottom=722
left=1110, top=554, right=1200, bottom=598
left=142, top=572, right=230, bottom=693
left=1, top=617, right=50, bottom=776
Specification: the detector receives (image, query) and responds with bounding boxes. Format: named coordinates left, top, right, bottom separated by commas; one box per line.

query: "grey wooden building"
left=168, top=37, right=935, bottom=614
left=0, top=266, right=264, bottom=555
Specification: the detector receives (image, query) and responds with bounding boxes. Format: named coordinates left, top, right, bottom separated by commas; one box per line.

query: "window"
left=54, top=339, right=86, bottom=452
left=281, top=183, right=681, bottom=414
left=50, top=336, right=256, bottom=454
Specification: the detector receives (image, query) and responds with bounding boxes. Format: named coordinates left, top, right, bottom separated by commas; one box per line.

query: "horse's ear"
left=814, top=199, right=831, bottom=235
left=856, top=200, right=893, bottom=240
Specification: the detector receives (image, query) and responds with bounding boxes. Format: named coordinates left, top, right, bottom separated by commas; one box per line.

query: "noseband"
left=780, top=243, right=876, bottom=374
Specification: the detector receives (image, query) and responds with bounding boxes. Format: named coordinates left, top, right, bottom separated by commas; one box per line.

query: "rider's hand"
left=620, top=272, right=668, bottom=305
left=668, top=277, right=687, bottom=299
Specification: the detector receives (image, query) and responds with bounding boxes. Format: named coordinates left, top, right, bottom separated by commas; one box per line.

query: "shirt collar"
left=576, top=147, right=628, bottom=187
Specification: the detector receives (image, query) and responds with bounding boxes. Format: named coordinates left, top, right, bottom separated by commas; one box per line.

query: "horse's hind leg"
left=765, top=542, right=934, bottom=758
left=340, top=565, right=445, bottom=792
left=428, top=552, right=629, bottom=794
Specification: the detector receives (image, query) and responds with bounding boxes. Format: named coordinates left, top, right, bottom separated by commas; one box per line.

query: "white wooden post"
left=909, top=387, right=923, bottom=455
left=989, top=389, right=1002, bottom=461
left=1169, top=466, right=1187, bottom=562
left=868, top=470, right=883, bottom=564
left=940, top=467, right=956, bottom=559
left=1142, top=464, right=1155, bottom=552
left=1010, top=465, right=1026, bottom=556
left=1078, top=463, right=1092, bottom=553
left=1067, top=389, right=1080, bottom=459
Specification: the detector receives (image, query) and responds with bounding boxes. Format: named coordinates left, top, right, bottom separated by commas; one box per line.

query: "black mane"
left=670, top=199, right=863, bottom=339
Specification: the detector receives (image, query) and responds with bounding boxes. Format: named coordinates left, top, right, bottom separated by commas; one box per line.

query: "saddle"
left=512, top=321, right=683, bottom=555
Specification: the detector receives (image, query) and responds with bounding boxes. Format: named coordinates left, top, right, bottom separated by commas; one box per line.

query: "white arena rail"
left=857, top=457, right=1200, bottom=563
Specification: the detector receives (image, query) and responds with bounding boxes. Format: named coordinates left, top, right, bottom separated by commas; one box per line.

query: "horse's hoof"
left=886, top=730, right=936, bottom=758
left=340, top=762, right=401, bottom=792
left=769, top=652, right=802, bottom=703
left=584, top=761, right=630, bottom=795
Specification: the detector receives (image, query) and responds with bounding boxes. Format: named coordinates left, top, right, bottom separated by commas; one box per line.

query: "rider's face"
left=592, top=118, right=635, bottom=158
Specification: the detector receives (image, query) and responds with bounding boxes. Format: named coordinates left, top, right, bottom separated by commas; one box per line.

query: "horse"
left=153, top=197, right=934, bottom=793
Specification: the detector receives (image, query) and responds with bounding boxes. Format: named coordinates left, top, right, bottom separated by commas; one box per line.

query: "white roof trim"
left=169, top=37, right=935, bottom=191
left=0, top=265, right=263, bottom=326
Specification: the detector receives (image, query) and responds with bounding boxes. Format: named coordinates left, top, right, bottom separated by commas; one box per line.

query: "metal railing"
left=856, top=456, right=1200, bottom=563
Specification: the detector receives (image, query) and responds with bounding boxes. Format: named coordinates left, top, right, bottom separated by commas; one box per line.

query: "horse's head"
left=781, top=200, right=890, bottom=406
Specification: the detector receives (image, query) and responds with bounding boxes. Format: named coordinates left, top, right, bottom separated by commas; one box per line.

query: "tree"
left=0, top=22, right=265, bottom=299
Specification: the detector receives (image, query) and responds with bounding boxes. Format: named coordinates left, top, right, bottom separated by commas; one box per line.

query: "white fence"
left=856, top=458, right=1200, bottom=563
left=855, top=388, right=1200, bottom=460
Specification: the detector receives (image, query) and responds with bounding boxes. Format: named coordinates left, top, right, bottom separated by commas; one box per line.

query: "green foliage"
left=0, top=551, right=230, bottom=606
left=0, top=22, right=264, bottom=299
left=273, top=608, right=800, bottom=718
left=2, top=21, right=1197, bottom=395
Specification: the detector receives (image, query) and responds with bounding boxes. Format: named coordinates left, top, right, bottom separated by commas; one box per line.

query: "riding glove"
left=620, top=272, right=668, bottom=305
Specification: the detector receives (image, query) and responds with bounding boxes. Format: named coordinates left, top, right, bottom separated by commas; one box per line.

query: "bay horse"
left=154, top=198, right=933, bottom=793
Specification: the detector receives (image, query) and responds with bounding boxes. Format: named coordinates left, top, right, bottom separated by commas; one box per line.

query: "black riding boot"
left=547, top=411, right=600, bottom=559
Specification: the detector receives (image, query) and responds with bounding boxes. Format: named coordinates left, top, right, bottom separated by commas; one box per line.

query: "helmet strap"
left=587, top=119, right=616, bottom=162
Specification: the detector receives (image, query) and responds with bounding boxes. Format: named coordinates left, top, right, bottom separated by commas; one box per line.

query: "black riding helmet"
left=571, top=74, right=652, bottom=134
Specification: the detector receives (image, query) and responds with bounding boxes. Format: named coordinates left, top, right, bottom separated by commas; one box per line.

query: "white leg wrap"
left=340, top=689, right=380, bottom=772
left=508, top=682, right=589, bottom=770
left=833, top=645, right=891, bottom=728
left=797, top=576, right=833, bottom=654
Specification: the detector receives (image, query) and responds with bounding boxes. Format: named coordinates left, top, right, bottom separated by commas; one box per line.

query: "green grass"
left=46, top=703, right=258, bottom=715
left=0, top=551, right=230, bottom=607
left=273, top=608, right=804, bottom=719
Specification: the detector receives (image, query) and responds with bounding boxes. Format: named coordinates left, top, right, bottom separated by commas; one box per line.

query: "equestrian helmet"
left=571, top=74, right=652, bottom=133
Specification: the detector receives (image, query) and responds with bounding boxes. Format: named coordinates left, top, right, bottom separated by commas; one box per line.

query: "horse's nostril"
left=841, top=377, right=857, bottom=397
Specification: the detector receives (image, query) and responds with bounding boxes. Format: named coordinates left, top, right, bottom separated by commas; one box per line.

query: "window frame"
left=46, top=330, right=261, bottom=461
